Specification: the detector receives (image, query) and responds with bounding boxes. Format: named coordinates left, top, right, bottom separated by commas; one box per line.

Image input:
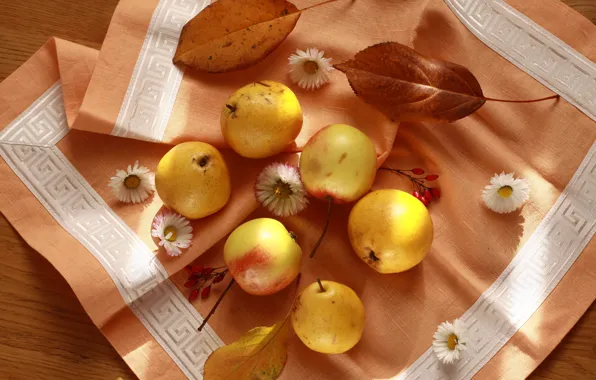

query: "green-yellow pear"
left=348, top=189, right=434, bottom=273
left=298, top=123, right=378, bottom=258
left=292, top=280, right=365, bottom=354
left=299, top=124, right=377, bottom=203
left=155, top=142, right=231, bottom=219
left=223, top=218, right=302, bottom=295
left=221, top=80, right=303, bottom=159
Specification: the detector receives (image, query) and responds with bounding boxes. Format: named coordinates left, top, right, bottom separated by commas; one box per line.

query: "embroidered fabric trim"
left=0, top=83, right=223, bottom=379
left=397, top=142, right=595, bottom=380
left=444, top=0, right=596, bottom=121
left=112, top=0, right=208, bottom=141
left=392, top=1, right=596, bottom=378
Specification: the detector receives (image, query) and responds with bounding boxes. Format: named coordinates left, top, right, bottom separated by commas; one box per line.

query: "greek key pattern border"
left=394, top=1, right=596, bottom=378
left=444, top=0, right=596, bottom=121
left=113, top=0, right=208, bottom=141
left=0, top=82, right=68, bottom=147
left=0, top=83, right=223, bottom=379
left=398, top=142, right=595, bottom=379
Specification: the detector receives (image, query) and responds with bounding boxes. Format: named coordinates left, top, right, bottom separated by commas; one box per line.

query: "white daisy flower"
left=482, top=172, right=530, bottom=214
left=151, top=211, right=193, bottom=257
left=432, top=318, right=468, bottom=364
left=109, top=161, right=154, bottom=203
left=255, top=163, right=309, bottom=217
left=289, top=47, right=333, bottom=90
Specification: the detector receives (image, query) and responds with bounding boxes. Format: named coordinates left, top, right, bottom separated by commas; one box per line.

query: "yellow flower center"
left=304, top=60, right=319, bottom=74
left=273, top=181, right=293, bottom=198
left=164, top=226, right=177, bottom=242
left=498, top=185, right=513, bottom=198
left=124, top=175, right=141, bottom=189
left=447, top=334, right=458, bottom=350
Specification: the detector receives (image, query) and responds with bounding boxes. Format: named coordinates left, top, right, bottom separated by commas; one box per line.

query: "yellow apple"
left=299, top=124, right=377, bottom=203
left=221, top=80, right=303, bottom=158
left=292, top=280, right=365, bottom=354
left=348, top=189, right=434, bottom=273
left=223, top=218, right=302, bottom=295
left=155, top=142, right=231, bottom=219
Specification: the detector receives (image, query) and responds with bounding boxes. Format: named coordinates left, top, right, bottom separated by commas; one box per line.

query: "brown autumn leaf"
left=174, top=0, right=341, bottom=73
left=335, top=41, right=486, bottom=123
left=203, top=275, right=302, bottom=380
left=174, top=0, right=300, bottom=73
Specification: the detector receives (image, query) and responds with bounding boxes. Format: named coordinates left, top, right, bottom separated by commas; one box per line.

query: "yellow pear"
left=155, top=142, right=231, bottom=219
left=292, top=280, right=365, bottom=354
left=221, top=80, right=303, bottom=158
left=299, top=124, right=377, bottom=203
left=224, top=218, right=302, bottom=296
left=348, top=189, right=434, bottom=273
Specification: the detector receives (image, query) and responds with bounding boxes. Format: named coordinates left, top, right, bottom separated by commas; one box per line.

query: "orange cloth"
left=0, top=0, right=595, bottom=379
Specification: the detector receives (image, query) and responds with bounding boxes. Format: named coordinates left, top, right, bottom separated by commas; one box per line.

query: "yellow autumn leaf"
left=203, top=275, right=303, bottom=380
left=174, top=0, right=299, bottom=73
left=173, top=0, right=342, bottom=73
left=203, top=319, right=291, bottom=380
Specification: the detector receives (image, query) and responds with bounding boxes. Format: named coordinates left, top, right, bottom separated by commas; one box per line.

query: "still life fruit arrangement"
left=107, top=0, right=550, bottom=377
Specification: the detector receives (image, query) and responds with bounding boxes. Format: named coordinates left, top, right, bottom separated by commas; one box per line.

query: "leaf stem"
left=309, top=197, right=333, bottom=259
left=198, top=278, right=235, bottom=332
left=483, top=94, right=559, bottom=103
left=299, top=0, right=342, bottom=13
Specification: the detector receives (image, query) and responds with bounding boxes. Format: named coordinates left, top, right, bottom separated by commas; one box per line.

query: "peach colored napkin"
left=1, top=0, right=595, bottom=379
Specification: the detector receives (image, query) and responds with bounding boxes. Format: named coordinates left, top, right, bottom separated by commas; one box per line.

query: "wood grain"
left=0, top=0, right=594, bottom=379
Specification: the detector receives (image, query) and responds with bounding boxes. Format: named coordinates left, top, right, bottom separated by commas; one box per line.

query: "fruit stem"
left=483, top=94, right=559, bottom=103
left=309, top=197, right=333, bottom=259
left=225, top=104, right=237, bottom=112
left=316, top=278, right=325, bottom=292
left=198, top=278, right=235, bottom=332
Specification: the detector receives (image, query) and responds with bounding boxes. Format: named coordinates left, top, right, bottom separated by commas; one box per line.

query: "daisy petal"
left=151, top=211, right=194, bottom=257
left=254, top=163, right=309, bottom=217
left=288, top=47, right=334, bottom=90
left=432, top=318, right=468, bottom=364
left=482, top=172, right=530, bottom=214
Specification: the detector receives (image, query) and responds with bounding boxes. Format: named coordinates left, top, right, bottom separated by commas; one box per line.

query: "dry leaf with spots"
left=203, top=275, right=301, bottom=380
left=203, top=320, right=291, bottom=380
left=335, top=42, right=486, bottom=123
left=174, top=0, right=341, bottom=73
left=335, top=42, right=558, bottom=123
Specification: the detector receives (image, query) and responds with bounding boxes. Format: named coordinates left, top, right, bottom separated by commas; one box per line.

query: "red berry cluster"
left=184, top=265, right=228, bottom=302
left=380, top=167, right=440, bottom=207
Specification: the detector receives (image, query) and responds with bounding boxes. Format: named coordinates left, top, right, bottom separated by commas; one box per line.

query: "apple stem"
left=316, top=278, right=325, bottom=292
left=198, top=278, right=235, bottom=332
left=484, top=94, right=559, bottom=103
left=309, top=197, right=333, bottom=259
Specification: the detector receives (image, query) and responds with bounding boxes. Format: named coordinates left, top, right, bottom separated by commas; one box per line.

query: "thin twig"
left=198, top=278, right=235, bottom=332
left=309, top=198, right=333, bottom=259
left=380, top=167, right=431, bottom=192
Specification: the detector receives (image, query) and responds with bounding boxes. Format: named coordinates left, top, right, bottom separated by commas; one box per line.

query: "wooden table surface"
left=0, top=1, right=595, bottom=379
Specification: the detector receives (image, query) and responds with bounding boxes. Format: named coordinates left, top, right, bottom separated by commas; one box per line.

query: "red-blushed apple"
left=223, top=218, right=302, bottom=295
